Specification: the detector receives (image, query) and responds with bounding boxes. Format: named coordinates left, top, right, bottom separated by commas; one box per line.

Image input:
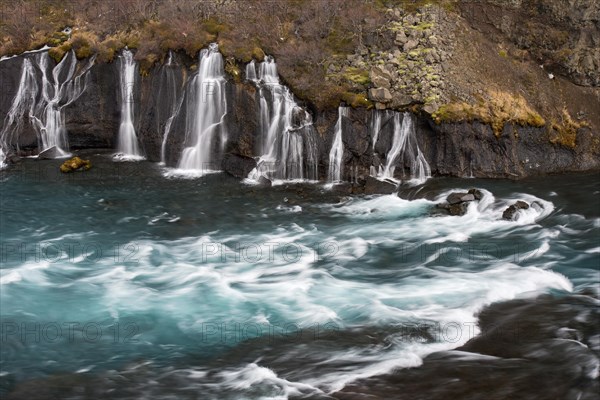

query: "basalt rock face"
left=463, top=0, right=600, bottom=87
left=0, top=51, right=598, bottom=179
left=421, top=119, right=600, bottom=178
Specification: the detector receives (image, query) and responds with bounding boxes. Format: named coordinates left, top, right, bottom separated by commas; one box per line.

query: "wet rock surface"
left=364, top=176, right=397, bottom=195
left=436, top=188, right=481, bottom=216
left=502, top=200, right=530, bottom=220
left=337, top=293, right=600, bottom=400
left=221, top=153, right=257, bottom=179
left=59, top=156, right=92, bottom=173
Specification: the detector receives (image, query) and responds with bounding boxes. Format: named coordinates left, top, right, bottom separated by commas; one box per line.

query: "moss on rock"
left=60, top=157, right=92, bottom=173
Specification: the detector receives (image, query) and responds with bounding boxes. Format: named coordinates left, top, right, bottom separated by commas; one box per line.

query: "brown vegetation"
left=0, top=0, right=388, bottom=108
left=433, top=91, right=546, bottom=136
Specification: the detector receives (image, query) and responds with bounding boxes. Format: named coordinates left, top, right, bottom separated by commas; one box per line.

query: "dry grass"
left=433, top=90, right=546, bottom=136
left=550, top=108, right=588, bottom=149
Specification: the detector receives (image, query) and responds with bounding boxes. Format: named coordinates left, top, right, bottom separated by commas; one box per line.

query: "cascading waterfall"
left=177, top=43, right=228, bottom=173
left=247, top=56, right=318, bottom=181
left=0, top=58, right=38, bottom=167
left=159, top=51, right=185, bottom=165
left=379, top=112, right=431, bottom=183
left=328, top=106, right=348, bottom=183
left=245, top=60, right=258, bottom=82
left=371, top=109, right=393, bottom=150
left=115, top=49, right=143, bottom=159
left=0, top=51, right=94, bottom=164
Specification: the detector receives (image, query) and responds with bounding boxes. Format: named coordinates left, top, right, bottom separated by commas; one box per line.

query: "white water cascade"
left=115, top=49, right=143, bottom=160
left=177, top=43, right=228, bottom=173
left=247, top=56, right=318, bottom=181
left=371, top=109, right=393, bottom=150
left=159, top=51, right=185, bottom=165
left=328, top=106, right=348, bottom=183
left=245, top=60, right=258, bottom=82
left=0, top=50, right=94, bottom=165
left=0, top=58, right=37, bottom=167
left=378, top=112, right=431, bottom=183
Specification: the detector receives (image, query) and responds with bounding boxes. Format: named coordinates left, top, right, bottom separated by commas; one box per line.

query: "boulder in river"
left=257, top=175, right=272, bottom=188
left=364, top=176, right=397, bottom=195
left=447, top=192, right=475, bottom=204
left=221, top=153, right=257, bottom=179
left=468, top=188, right=483, bottom=200
left=38, top=146, right=61, bottom=160
left=435, top=188, right=484, bottom=216
left=502, top=200, right=530, bottom=220
left=59, top=156, right=91, bottom=173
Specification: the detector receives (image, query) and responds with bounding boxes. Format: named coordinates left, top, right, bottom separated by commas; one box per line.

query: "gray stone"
left=364, top=176, right=398, bottom=195
left=423, top=102, right=439, bottom=114
left=468, top=188, right=483, bottom=200
left=394, top=94, right=414, bottom=107
left=448, top=202, right=469, bottom=216
left=502, top=201, right=530, bottom=220
left=404, top=39, right=419, bottom=52
left=447, top=192, right=475, bottom=204
left=370, top=67, right=392, bottom=89
left=221, top=153, right=257, bottom=179
left=395, top=31, right=408, bottom=45
left=38, top=146, right=61, bottom=159
left=369, top=87, right=393, bottom=103
left=257, top=175, right=272, bottom=188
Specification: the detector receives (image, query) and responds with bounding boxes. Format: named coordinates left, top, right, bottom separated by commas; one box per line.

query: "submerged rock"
left=436, top=188, right=483, bottom=216
left=364, top=176, right=397, bottom=195
left=5, top=153, right=20, bottom=164
left=448, top=202, right=469, bottom=216
left=468, top=188, right=483, bottom=200
left=38, top=146, right=61, bottom=159
left=221, top=153, right=257, bottom=179
left=59, top=156, right=91, bottom=173
left=257, top=175, right=272, bottom=188
left=502, top=200, right=530, bottom=220
left=447, top=192, right=475, bottom=204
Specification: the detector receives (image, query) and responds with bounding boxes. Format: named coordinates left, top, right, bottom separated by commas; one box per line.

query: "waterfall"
left=177, top=43, right=227, bottom=173
left=159, top=51, right=185, bottom=165
left=115, top=49, right=143, bottom=160
left=0, top=50, right=94, bottom=164
left=371, top=109, right=393, bottom=150
left=0, top=58, right=37, bottom=166
left=247, top=56, right=318, bottom=181
left=328, top=106, right=348, bottom=182
left=379, top=112, right=430, bottom=183
left=245, top=60, right=258, bottom=82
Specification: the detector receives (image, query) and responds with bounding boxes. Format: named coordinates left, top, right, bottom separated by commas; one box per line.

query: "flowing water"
left=115, top=50, right=143, bottom=160
left=328, top=107, right=348, bottom=183
left=158, top=52, right=185, bottom=165
left=176, top=43, right=227, bottom=174
left=0, top=51, right=94, bottom=163
left=378, top=112, right=431, bottom=184
left=247, top=57, right=318, bottom=182
left=1, top=155, right=598, bottom=399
